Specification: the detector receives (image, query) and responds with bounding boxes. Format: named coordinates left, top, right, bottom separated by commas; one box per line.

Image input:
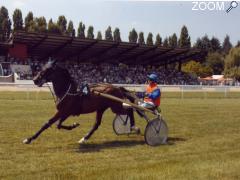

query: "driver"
left=140, top=73, right=161, bottom=109
left=129, top=73, right=161, bottom=133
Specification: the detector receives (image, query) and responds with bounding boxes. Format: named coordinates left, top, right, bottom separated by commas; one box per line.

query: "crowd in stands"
left=0, top=56, right=199, bottom=85
left=65, top=62, right=199, bottom=85
left=1, top=57, right=33, bottom=79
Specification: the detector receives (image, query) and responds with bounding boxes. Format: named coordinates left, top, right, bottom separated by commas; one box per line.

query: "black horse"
left=23, top=61, right=139, bottom=144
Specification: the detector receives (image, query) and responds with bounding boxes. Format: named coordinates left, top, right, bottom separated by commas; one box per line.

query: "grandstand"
left=0, top=31, right=206, bottom=84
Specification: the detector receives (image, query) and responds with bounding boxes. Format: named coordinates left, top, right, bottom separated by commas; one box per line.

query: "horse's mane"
left=56, top=65, right=77, bottom=88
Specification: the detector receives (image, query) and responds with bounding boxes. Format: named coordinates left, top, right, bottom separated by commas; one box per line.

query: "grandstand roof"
left=0, top=42, right=12, bottom=56
left=11, top=31, right=206, bottom=65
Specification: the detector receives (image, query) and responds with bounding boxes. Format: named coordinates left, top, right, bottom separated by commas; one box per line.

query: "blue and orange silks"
left=144, top=82, right=161, bottom=106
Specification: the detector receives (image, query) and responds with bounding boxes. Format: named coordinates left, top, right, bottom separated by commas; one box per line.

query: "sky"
left=1, top=0, right=239, bottom=45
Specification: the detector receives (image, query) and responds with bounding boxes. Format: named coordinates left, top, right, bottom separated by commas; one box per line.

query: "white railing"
left=0, top=82, right=240, bottom=99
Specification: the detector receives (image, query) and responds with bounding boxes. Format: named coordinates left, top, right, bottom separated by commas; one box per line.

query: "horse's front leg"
left=79, top=110, right=104, bottom=144
left=23, top=112, right=61, bottom=144
left=57, top=116, right=80, bottom=130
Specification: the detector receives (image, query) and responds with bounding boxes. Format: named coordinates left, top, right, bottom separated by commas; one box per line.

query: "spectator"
left=1, top=57, right=200, bottom=85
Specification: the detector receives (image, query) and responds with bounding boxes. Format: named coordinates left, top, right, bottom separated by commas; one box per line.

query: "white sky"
left=1, top=0, right=239, bottom=45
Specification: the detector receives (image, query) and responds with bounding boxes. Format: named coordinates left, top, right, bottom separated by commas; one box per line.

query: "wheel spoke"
left=144, top=118, right=168, bottom=146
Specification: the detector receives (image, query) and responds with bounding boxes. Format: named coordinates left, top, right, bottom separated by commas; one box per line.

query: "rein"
left=48, top=82, right=82, bottom=106
left=56, top=83, right=72, bottom=105
left=47, top=83, right=57, bottom=105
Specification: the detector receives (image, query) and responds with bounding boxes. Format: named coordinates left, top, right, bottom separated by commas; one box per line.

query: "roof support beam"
left=150, top=49, right=190, bottom=65
left=141, top=48, right=173, bottom=65
left=41, top=37, right=73, bottom=60
left=155, top=52, right=198, bottom=66
left=88, top=42, right=120, bottom=63
left=29, top=35, right=48, bottom=51
left=119, top=45, right=158, bottom=63
left=101, top=44, right=139, bottom=63
left=63, top=40, right=98, bottom=61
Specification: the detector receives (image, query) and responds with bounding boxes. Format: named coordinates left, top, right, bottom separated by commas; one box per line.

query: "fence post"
left=36, top=89, right=39, bottom=101
left=204, top=89, right=207, bottom=99
left=224, top=87, right=227, bottom=98
left=26, top=87, right=30, bottom=100
left=181, top=86, right=184, bottom=99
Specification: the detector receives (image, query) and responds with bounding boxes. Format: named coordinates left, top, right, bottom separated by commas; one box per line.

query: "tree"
left=0, top=6, right=11, bottom=41
left=224, top=67, right=240, bottom=81
left=57, top=15, right=67, bottom=34
left=206, top=52, right=224, bottom=74
left=27, top=19, right=36, bottom=32
left=48, top=19, right=61, bottom=34
left=163, top=38, right=169, bottom=47
left=169, top=33, right=177, bottom=48
left=182, top=60, right=213, bottom=77
left=138, top=32, right=145, bottom=45
left=24, top=12, right=33, bottom=32
left=128, top=28, right=138, bottom=43
left=87, top=26, right=94, bottom=39
left=113, top=27, right=121, bottom=42
left=155, top=33, right=162, bottom=46
left=224, top=47, right=240, bottom=80
left=178, top=25, right=191, bottom=48
left=194, top=38, right=203, bottom=49
left=222, top=35, right=232, bottom=54
left=194, top=35, right=211, bottom=51
left=66, top=20, right=75, bottom=37
left=105, top=26, right=113, bottom=41
left=77, top=22, right=85, bottom=38
left=35, top=17, right=47, bottom=33
left=210, top=37, right=221, bottom=52
left=146, top=32, right=153, bottom=45
left=235, top=41, right=240, bottom=48
left=96, top=31, right=102, bottom=40
left=13, top=9, right=23, bottom=30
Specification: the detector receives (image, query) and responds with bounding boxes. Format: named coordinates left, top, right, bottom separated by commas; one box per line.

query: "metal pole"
left=92, top=90, right=157, bottom=114
left=224, top=87, right=227, bottom=98
left=181, top=86, right=184, bottom=99
left=26, top=87, right=30, bottom=100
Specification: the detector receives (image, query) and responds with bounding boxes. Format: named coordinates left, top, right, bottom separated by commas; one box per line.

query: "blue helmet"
left=147, top=73, right=158, bottom=82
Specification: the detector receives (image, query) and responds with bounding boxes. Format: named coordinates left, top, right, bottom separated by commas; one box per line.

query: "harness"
left=47, top=82, right=90, bottom=106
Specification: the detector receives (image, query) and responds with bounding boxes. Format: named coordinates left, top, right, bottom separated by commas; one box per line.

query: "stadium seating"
left=1, top=57, right=199, bottom=85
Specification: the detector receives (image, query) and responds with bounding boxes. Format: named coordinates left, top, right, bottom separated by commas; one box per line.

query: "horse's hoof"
left=78, top=137, right=86, bottom=144
left=73, top=122, right=80, bottom=128
left=23, top=138, right=31, bottom=144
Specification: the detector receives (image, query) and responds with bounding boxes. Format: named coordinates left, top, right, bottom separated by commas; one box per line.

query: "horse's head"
left=33, top=60, right=57, bottom=87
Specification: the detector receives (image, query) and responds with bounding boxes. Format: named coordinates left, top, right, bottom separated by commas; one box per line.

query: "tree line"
left=0, top=6, right=193, bottom=48
left=0, top=6, right=240, bottom=80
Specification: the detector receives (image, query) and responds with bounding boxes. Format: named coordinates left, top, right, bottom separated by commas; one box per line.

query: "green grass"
left=1, top=92, right=240, bottom=179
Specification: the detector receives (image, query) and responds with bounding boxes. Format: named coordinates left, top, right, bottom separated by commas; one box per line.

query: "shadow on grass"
left=76, top=140, right=145, bottom=153
left=167, top=137, right=187, bottom=145
left=75, top=137, right=186, bottom=152
left=42, top=136, right=186, bottom=153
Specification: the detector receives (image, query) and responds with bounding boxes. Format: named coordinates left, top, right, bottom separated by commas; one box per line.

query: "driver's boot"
left=130, top=126, right=140, bottom=134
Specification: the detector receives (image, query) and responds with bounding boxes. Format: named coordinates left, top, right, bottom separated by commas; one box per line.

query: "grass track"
left=0, top=92, right=240, bottom=179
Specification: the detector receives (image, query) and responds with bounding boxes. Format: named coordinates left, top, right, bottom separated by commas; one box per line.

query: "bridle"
left=46, top=83, right=57, bottom=104
left=47, top=81, right=81, bottom=106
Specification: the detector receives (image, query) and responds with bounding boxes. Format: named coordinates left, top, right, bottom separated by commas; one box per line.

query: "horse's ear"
left=51, top=59, right=58, bottom=69
left=44, top=59, right=58, bottom=69
left=52, top=59, right=57, bottom=66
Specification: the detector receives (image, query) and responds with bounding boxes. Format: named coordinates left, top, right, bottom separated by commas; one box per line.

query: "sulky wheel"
left=113, top=115, right=131, bottom=135
left=144, top=117, right=168, bottom=146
